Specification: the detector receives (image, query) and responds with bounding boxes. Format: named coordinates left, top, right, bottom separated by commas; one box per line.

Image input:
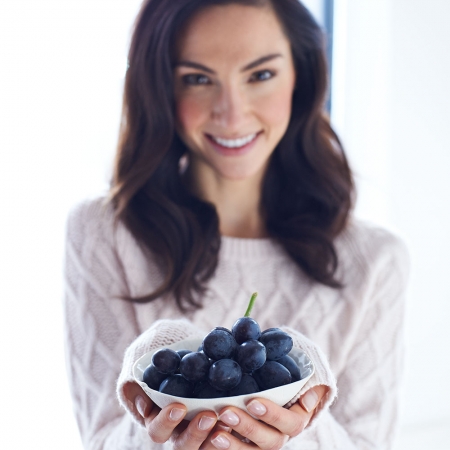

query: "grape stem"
left=244, top=292, right=258, bottom=317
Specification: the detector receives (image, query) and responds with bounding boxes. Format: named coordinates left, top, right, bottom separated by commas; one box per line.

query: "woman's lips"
left=205, top=132, right=262, bottom=156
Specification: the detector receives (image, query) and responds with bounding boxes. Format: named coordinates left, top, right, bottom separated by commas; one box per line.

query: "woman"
left=63, top=0, right=409, bottom=449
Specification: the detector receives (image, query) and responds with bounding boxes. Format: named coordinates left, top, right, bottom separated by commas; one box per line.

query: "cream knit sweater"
left=63, top=197, right=409, bottom=450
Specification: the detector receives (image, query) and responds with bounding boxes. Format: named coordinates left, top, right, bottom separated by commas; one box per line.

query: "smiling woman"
left=63, top=1, right=409, bottom=449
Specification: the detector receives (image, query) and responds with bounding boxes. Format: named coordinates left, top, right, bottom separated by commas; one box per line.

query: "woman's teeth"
left=211, top=133, right=257, bottom=148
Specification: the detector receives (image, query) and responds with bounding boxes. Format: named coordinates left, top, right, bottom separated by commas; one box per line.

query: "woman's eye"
left=249, top=70, right=275, bottom=82
left=182, top=74, right=211, bottom=86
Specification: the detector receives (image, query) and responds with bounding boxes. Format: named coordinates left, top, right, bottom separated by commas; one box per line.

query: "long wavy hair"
left=110, top=0, right=355, bottom=311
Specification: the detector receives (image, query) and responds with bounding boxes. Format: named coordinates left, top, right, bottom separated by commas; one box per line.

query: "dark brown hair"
left=110, top=0, right=355, bottom=310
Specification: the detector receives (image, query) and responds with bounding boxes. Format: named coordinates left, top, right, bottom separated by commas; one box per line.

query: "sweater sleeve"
left=63, top=199, right=153, bottom=450
left=283, top=232, right=410, bottom=450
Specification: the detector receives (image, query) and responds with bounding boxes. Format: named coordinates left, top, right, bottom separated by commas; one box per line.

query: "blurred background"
left=0, top=0, right=449, bottom=448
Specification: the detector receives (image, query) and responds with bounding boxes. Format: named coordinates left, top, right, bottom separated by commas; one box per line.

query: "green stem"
left=244, top=292, right=258, bottom=317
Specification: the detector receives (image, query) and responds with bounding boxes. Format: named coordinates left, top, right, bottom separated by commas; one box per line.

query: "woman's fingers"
left=126, top=379, right=218, bottom=448
left=123, top=381, right=156, bottom=419
left=210, top=407, right=288, bottom=450
left=144, top=403, right=188, bottom=443
left=247, top=399, right=306, bottom=437
left=298, top=385, right=329, bottom=417
left=142, top=400, right=218, bottom=448
left=204, top=430, right=256, bottom=450
left=244, top=386, right=328, bottom=437
left=170, top=412, right=218, bottom=450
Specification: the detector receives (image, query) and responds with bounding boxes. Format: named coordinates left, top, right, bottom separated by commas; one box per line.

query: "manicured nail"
left=135, top=395, right=148, bottom=418
left=211, top=434, right=231, bottom=449
left=218, top=410, right=239, bottom=426
left=199, top=416, right=216, bottom=431
left=301, top=389, right=319, bottom=413
left=247, top=400, right=267, bottom=416
left=169, top=407, right=186, bottom=421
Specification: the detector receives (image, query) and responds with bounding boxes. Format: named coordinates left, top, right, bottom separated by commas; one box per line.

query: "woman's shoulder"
left=339, top=217, right=409, bottom=256
left=65, top=195, right=118, bottom=251
left=67, top=195, right=115, bottom=229
left=336, top=217, right=410, bottom=283
left=65, top=196, right=165, bottom=299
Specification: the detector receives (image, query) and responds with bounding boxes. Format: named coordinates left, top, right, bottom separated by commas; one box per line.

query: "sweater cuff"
left=116, top=319, right=205, bottom=426
left=281, top=326, right=337, bottom=429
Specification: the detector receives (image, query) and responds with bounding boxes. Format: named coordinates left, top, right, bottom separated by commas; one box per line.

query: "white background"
left=332, top=0, right=450, bottom=447
left=0, top=0, right=449, bottom=448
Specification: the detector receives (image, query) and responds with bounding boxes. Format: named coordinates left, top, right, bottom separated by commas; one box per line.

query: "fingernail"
left=218, top=410, right=239, bottom=426
left=198, top=416, right=216, bottom=431
left=301, top=389, right=319, bottom=413
left=247, top=400, right=267, bottom=416
left=211, top=434, right=231, bottom=449
left=135, top=395, right=148, bottom=418
left=169, top=407, right=186, bottom=421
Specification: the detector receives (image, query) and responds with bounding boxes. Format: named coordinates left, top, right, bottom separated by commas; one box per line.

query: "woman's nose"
left=211, top=84, right=247, bottom=129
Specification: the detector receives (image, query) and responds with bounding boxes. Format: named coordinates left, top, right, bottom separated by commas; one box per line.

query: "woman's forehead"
left=175, top=4, right=290, bottom=63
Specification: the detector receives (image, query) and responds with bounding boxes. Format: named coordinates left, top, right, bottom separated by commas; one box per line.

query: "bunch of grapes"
left=142, top=293, right=302, bottom=398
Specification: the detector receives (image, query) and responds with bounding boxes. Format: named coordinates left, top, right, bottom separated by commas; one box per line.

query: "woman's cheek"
left=256, top=87, right=293, bottom=129
left=175, top=95, right=209, bottom=135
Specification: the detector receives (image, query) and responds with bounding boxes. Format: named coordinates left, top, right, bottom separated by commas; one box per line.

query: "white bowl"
left=133, top=338, right=314, bottom=420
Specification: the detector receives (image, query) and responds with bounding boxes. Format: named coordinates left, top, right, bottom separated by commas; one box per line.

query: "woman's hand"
left=201, top=385, right=329, bottom=450
left=123, top=382, right=218, bottom=449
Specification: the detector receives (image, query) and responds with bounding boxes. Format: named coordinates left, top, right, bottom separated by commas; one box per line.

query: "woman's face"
left=173, top=3, right=296, bottom=183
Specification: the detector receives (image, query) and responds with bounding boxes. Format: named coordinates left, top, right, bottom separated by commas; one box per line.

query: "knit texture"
left=63, top=197, right=409, bottom=450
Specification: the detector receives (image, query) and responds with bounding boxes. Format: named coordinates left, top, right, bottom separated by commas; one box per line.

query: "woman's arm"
left=320, top=235, right=410, bottom=449
left=64, top=199, right=147, bottom=449
left=64, top=199, right=223, bottom=449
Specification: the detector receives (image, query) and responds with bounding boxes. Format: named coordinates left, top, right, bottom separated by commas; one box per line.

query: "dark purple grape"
left=142, top=364, right=167, bottom=390
left=179, top=351, right=210, bottom=382
left=228, top=374, right=260, bottom=396
left=177, top=349, right=192, bottom=359
left=194, top=380, right=229, bottom=399
left=159, top=374, right=194, bottom=397
left=277, top=354, right=301, bottom=382
left=259, top=330, right=293, bottom=360
left=261, top=327, right=281, bottom=335
left=209, top=359, right=242, bottom=391
left=202, top=329, right=237, bottom=360
left=152, top=348, right=181, bottom=374
left=253, top=361, right=292, bottom=390
left=213, top=326, right=232, bottom=334
left=232, top=317, right=261, bottom=344
left=174, top=350, right=191, bottom=374
left=235, top=339, right=266, bottom=373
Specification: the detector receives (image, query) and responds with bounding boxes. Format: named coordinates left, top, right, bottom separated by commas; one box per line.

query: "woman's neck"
left=213, top=186, right=268, bottom=238
left=184, top=162, right=268, bottom=239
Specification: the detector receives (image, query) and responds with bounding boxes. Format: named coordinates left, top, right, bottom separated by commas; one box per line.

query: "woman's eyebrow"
left=241, top=53, right=282, bottom=71
left=175, top=61, right=215, bottom=74
left=174, top=53, right=283, bottom=74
